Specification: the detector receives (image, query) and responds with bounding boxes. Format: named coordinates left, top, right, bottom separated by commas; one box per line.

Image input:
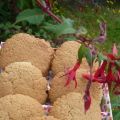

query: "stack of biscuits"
left=0, top=33, right=102, bottom=120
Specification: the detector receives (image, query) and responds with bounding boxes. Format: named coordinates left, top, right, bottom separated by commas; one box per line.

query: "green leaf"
left=97, top=53, right=107, bottom=64
left=78, top=45, right=85, bottom=63
left=115, top=61, right=120, bottom=70
left=44, top=17, right=76, bottom=38
left=110, top=94, right=120, bottom=120
left=85, top=47, right=93, bottom=66
left=17, top=0, right=32, bottom=10
left=0, top=23, right=4, bottom=28
left=32, top=0, right=37, bottom=7
left=0, top=22, right=21, bottom=30
left=76, top=26, right=87, bottom=35
left=113, top=109, right=120, bottom=116
left=113, top=111, right=120, bottom=120
left=111, top=95, right=120, bottom=107
left=64, top=36, right=77, bottom=41
left=16, top=8, right=44, bottom=25
left=112, top=103, right=120, bottom=108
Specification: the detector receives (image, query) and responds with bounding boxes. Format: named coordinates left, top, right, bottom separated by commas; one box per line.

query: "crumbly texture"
left=0, top=94, right=44, bottom=120
left=0, top=110, right=9, bottom=120
left=0, top=62, right=47, bottom=104
left=30, top=116, right=61, bottom=120
left=51, top=41, right=98, bottom=75
left=0, top=33, right=54, bottom=76
left=49, top=70, right=102, bottom=104
left=50, top=92, right=102, bottom=120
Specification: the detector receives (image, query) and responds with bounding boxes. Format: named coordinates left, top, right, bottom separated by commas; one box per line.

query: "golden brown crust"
left=49, top=70, right=102, bottom=104
left=50, top=92, right=102, bottom=120
left=50, top=41, right=101, bottom=103
left=0, top=33, right=54, bottom=76
left=0, top=111, right=9, bottom=120
left=51, top=41, right=98, bottom=75
left=51, top=41, right=81, bottom=75
left=0, top=94, right=44, bottom=120
left=30, top=116, right=61, bottom=120
left=0, top=62, right=47, bottom=103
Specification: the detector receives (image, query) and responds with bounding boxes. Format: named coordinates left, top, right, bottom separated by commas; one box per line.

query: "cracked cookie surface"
left=0, top=62, right=47, bottom=103
left=49, top=71, right=102, bottom=104
left=0, top=33, right=54, bottom=76
left=0, top=94, right=44, bottom=120
left=50, top=92, right=101, bottom=120
left=30, top=116, right=61, bottom=120
left=51, top=41, right=81, bottom=75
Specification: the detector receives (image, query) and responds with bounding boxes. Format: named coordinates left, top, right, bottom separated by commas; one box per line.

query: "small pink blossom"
left=63, top=60, right=80, bottom=88
left=93, top=22, right=107, bottom=43
left=112, top=43, right=118, bottom=56
left=82, top=73, right=106, bottom=83
left=94, top=60, right=107, bottom=78
left=83, top=90, right=91, bottom=113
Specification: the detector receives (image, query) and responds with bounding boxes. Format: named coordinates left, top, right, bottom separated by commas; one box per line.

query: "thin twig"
left=86, top=64, right=93, bottom=91
left=36, top=0, right=62, bottom=23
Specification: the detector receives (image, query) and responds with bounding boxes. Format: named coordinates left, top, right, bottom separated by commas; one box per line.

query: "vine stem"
left=36, top=0, right=62, bottom=23
left=86, top=65, right=93, bottom=92
left=85, top=50, right=93, bottom=92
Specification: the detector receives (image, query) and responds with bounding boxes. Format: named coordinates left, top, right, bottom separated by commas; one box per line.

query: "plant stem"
left=36, top=0, right=62, bottom=23
left=86, top=64, right=93, bottom=91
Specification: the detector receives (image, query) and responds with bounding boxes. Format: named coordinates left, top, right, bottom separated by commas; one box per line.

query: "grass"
left=60, top=5, right=120, bottom=53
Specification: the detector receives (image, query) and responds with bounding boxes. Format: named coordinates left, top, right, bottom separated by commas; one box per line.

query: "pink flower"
left=83, top=60, right=107, bottom=83
left=63, top=60, right=80, bottom=88
left=106, top=63, right=115, bottom=89
left=83, top=48, right=120, bottom=96
left=83, top=90, right=91, bottom=113
left=93, top=22, right=107, bottom=43
left=82, top=74, right=96, bottom=82
left=107, top=54, right=116, bottom=60
left=94, top=60, right=107, bottom=78
left=112, top=43, right=118, bottom=56
left=82, top=73, right=106, bottom=83
left=45, top=0, right=51, bottom=10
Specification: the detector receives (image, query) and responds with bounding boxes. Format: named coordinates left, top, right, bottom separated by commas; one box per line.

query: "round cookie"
left=0, top=33, right=54, bottom=76
left=50, top=92, right=102, bottom=120
left=0, top=62, right=47, bottom=103
left=49, top=70, right=102, bottom=104
left=30, top=116, right=61, bottom=120
left=0, top=110, right=9, bottom=120
left=51, top=41, right=95, bottom=75
left=0, top=94, right=44, bottom=120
